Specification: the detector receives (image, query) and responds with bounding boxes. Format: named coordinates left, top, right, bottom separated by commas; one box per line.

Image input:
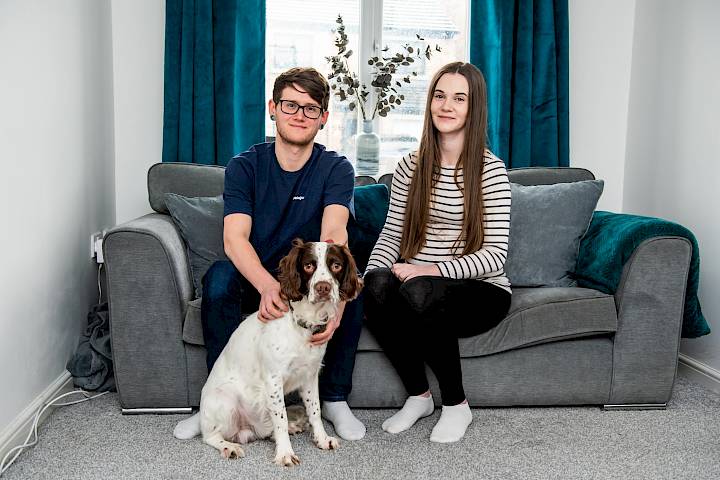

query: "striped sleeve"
left=436, top=155, right=512, bottom=280
left=364, top=154, right=414, bottom=273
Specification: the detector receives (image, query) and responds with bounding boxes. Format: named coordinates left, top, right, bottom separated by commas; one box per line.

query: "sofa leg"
left=602, top=403, right=667, bottom=411
left=121, top=407, right=193, bottom=415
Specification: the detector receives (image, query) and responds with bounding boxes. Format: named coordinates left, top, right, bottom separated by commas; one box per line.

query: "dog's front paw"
left=315, top=435, right=339, bottom=450
left=274, top=450, right=300, bottom=467
left=220, top=442, right=245, bottom=459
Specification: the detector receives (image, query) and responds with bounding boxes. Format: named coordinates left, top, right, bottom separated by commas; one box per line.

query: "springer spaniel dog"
left=199, top=239, right=362, bottom=466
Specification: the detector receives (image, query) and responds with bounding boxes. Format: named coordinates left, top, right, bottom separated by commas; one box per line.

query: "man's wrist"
left=258, top=278, right=279, bottom=294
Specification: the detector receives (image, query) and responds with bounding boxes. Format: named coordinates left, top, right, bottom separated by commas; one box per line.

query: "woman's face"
left=430, top=73, right=470, bottom=135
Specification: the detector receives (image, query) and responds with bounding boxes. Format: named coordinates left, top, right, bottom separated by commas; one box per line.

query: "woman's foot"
left=429, top=401, right=472, bottom=443
left=382, top=393, right=434, bottom=434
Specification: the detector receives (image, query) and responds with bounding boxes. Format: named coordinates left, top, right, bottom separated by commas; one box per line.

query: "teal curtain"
left=470, top=0, right=569, bottom=168
left=162, top=0, right=265, bottom=166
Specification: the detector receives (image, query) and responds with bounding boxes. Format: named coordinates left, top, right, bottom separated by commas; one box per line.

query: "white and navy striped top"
left=365, top=150, right=512, bottom=293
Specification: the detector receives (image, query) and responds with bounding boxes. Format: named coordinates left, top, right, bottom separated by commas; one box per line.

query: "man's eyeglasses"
left=277, top=100, right=323, bottom=119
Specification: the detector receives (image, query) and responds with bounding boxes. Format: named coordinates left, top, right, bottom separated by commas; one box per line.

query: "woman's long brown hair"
left=400, top=62, right=489, bottom=259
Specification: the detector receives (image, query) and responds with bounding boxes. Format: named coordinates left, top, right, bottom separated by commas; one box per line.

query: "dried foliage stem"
left=326, top=15, right=441, bottom=122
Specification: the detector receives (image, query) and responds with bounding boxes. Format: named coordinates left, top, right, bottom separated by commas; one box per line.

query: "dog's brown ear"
left=339, top=244, right=363, bottom=301
left=278, top=240, right=305, bottom=302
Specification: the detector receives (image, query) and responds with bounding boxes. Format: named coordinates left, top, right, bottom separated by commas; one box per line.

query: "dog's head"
left=278, top=238, right=363, bottom=305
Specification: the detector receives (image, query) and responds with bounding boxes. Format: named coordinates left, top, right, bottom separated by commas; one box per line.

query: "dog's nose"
left=314, top=281, right=331, bottom=297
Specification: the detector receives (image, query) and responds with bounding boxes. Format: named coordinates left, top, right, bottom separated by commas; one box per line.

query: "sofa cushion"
left=347, top=183, right=389, bottom=272
left=164, top=193, right=228, bottom=298
left=149, top=163, right=225, bottom=214
left=357, top=287, right=618, bottom=357
left=186, top=287, right=618, bottom=352
left=504, top=180, right=604, bottom=287
left=183, top=298, right=204, bottom=345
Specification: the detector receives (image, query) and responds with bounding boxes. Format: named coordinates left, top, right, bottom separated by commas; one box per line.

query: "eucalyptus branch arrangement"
left=326, top=15, right=441, bottom=121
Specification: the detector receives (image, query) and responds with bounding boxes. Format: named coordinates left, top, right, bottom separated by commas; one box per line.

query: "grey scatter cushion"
left=164, top=193, right=228, bottom=297
left=504, top=180, right=604, bottom=287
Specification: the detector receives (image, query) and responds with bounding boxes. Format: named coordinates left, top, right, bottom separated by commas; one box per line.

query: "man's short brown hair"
left=272, top=67, right=330, bottom=111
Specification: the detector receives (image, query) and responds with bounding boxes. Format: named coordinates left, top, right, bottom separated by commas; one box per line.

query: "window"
left=266, top=0, right=468, bottom=175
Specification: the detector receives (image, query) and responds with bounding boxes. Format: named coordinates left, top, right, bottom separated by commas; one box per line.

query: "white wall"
left=0, top=0, right=115, bottom=435
left=111, top=0, right=165, bottom=224
left=568, top=0, right=636, bottom=212
left=624, top=0, right=720, bottom=370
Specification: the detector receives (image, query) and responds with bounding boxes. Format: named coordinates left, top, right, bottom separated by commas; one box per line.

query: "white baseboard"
left=0, top=371, right=75, bottom=470
left=678, top=353, right=720, bottom=395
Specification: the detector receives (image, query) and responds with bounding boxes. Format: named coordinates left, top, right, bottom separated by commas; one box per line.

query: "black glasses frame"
left=277, top=99, right=324, bottom=119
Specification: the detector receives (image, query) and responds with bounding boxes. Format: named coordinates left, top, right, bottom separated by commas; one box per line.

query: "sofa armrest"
left=104, top=213, right=194, bottom=409
left=608, top=236, right=691, bottom=405
left=576, top=211, right=695, bottom=404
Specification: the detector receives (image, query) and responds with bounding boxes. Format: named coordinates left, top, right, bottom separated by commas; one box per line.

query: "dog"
left=199, top=239, right=362, bottom=466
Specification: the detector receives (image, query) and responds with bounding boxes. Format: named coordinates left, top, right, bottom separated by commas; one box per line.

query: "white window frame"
left=359, top=0, right=383, bottom=132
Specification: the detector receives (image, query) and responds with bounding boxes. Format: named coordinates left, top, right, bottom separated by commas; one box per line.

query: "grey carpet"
left=3, top=376, right=719, bottom=480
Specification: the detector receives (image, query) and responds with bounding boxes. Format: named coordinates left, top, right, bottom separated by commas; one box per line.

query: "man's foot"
left=321, top=401, right=366, bottom=440
left=173, top=412, right=201, bottom=440
left=429, top=402, right=472, bottom=443
left=381, top=394, right=434, bottom=434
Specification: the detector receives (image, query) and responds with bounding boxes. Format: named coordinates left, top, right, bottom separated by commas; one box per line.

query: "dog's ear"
left=278, top=239, right=305, bottom=302
left=339, top=244, right=363, bottom=301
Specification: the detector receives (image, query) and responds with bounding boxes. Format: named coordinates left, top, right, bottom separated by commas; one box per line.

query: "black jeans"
left=200, top=260, right=364, bottom=402
left=363, top=267, right=511, bottom=406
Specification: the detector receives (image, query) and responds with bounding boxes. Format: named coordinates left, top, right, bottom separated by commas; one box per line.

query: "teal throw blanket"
left=575, top=211, right=709, bottom=338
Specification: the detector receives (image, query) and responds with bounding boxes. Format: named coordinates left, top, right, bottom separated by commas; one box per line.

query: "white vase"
left=355, top=120, right=380, bottom=176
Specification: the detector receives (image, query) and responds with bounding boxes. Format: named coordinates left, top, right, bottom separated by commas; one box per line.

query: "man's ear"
left=268, top=99, right=277, bottom=117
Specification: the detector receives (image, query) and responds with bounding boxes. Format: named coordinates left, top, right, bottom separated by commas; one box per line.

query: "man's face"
left=269, top=84, right=329, bottom=148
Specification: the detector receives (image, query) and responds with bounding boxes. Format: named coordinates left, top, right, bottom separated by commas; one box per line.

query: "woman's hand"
left=391, top=263, right=441, bottom=282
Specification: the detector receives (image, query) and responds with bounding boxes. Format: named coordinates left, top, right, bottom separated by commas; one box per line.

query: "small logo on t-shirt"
left=292, top=196, right=305, bottom=201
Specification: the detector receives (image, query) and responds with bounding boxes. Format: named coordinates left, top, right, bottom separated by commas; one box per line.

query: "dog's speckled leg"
left=265, top=371, right=300, bottom=466
left=301, top=375, right=339, bottom=450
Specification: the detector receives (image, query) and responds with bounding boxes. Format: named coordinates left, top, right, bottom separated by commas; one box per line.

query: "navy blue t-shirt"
left=223, top=142, right=355, bottom=273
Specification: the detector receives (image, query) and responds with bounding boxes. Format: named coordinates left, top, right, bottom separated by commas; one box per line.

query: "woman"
left=363, top=62, right=512, bottom=443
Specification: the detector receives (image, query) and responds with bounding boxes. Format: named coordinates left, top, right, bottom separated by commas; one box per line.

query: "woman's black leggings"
left=363, top=267, right=511, bottom=406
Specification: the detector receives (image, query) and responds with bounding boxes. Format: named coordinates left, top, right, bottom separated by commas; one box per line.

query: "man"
left=173, top=67, right=365, bottom=441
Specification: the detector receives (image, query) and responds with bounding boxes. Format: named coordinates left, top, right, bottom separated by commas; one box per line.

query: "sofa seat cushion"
left=358, top=287, right=618, bottom=357
left=184, top=287, right=618, bottom=354
left=183, top=299, right=204, bottom=346
left=183, top=298, right=252, bottom=346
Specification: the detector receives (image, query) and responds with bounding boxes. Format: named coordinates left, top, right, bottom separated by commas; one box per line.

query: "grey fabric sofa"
left=104, top=163, right=691, bottom=414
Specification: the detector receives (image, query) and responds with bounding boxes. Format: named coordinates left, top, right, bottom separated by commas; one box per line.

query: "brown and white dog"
left=199, top=239, right=362, bottom=466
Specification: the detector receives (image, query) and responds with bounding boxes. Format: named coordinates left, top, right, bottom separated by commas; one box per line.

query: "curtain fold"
left=470, top=0, right=569, bottom=168
left=163, top=0, right=265, bottom=166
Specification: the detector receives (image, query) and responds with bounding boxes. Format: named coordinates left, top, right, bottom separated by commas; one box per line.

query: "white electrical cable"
left=0, top=389, right=109, bottom=477
left=97, top=262, right=103, bottom=304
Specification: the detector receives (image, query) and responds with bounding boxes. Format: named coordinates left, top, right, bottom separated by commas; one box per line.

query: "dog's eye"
left=303, top=262, right=316, bottom=273
left=331, top=262, right=343, bottom=272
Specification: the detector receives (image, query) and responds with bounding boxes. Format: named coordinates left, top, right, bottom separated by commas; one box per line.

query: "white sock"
left=430, top=402, right=472, bottom=443
left=321, top=401, right=366, bottom=441
left=381, top=394, right=434, bottom=434
left=173, top=412, right=201, bottom=440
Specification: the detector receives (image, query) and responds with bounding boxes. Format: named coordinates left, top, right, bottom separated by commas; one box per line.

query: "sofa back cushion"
left=507, top=167, right=595, bottom=186
left=164, top=193, right=228, bottom=297
left=149, top=163, right=226, bottom=214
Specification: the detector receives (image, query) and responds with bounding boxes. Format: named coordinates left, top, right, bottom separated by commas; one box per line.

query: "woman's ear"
left=339, top=245, right=363, bottom=301
left=278, top=239, right=305, bottom=302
